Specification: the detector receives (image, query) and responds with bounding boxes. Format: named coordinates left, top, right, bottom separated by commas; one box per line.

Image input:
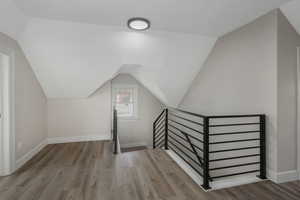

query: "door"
left=298, top=47, right=300, bottom=176
left=0, top=55, right=3, bottom=175
left=0, top=53, right=14, bottom=176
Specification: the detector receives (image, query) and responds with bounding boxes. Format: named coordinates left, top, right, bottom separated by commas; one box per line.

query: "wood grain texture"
left=0, top=141, right=299, bottom=200
left=121, top=146, right=147, bottom=153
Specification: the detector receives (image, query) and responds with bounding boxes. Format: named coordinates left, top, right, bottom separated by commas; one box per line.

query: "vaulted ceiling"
left=14, top=0, right=289, bottom=36
left=1, top=0, right=298, bottom=106
left=18, top=19, right=216, bottom=106
left=281, top=0, right=300, bottom=35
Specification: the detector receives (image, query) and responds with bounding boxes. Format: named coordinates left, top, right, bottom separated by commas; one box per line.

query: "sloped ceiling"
left=1, top=0, right=296, bottom=106
left=19, top=19, right=216, bottom=106
left=280, top=0, right=300, bottom=35
left=0, top=0, right=28, bottom=39
left=14, top=0, right=289, bottom=36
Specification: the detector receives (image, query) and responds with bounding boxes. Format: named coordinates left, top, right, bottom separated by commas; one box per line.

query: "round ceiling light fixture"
left=127, top=17, right=151, bottom=31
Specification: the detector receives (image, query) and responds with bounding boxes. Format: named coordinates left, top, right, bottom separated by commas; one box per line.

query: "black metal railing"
left=153, top=107, right=266, bottom=190
left=113, top=109, right=118, bottom=154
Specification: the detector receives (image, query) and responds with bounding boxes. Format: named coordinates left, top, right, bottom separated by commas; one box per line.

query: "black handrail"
left=153, top=107, right=266, bottom=190
left=169, top=107, right=206, bottom=118
left=113, top=109, right=118, bottom=154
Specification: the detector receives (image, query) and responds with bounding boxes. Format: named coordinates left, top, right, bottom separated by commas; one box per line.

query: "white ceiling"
left=1, top=0, right=299, bottom=106
left=14, top=0, right=290, bottom=36
left=0, top=0, right=28, bottom=39
left=19, top=18, right=216, bottom=106
left=280, top=0, right=300, bottom=35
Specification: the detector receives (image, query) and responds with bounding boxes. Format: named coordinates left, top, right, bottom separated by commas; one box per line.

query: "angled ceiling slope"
left=14, top=0, right=289, bottom=36
left=0, top=0, right=28, bottom=39
left=19, top=18, right=217, bottom=106
left=1, top=0, right=295, bottom=107
left=281, top=0, right=300, bottom=34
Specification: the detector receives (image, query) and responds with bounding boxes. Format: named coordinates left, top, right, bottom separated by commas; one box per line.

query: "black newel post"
left=164, top=109, right=169, bottom=150
left=113, top=109, right=118, bottom=154
left=259, top=114, right=267, bottom=179
left=153, top=122, right=156, bottom=149
left=202, top=117, right=211, bottom=190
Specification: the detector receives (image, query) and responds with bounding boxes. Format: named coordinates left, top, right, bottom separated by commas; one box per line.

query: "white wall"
left=180, top=10, right=278, bottom=174
left=0, top=55, right=3, bottom=174
left=277, top=11, right=300, bottom=173
left=0, top=32, right=47, bottom=161
left=112, top=74, right=163, bottom=147
left=47, top=82, right=112, bottom=141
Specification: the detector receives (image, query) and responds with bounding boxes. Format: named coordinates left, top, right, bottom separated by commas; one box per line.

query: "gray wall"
left=47, top=82, right=112, bottom=140
left=180, top=10, right=278, bottom=173
left=0, top=32, right=47, bottom=160
left=112, top=74, right=164, bottom=147
left=277, top=11, right=300, bottom=172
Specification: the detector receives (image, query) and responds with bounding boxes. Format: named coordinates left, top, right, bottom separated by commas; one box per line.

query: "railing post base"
left=257, top=175, right=267, bottom=180
left=201, top=184, right=211, bottom=190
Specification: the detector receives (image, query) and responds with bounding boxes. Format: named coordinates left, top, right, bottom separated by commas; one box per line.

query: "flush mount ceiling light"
left=127, top=18, right=151, bottom=31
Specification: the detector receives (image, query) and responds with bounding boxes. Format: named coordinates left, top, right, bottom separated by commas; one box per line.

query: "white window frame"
left=112, top=84, right=138, bottom=120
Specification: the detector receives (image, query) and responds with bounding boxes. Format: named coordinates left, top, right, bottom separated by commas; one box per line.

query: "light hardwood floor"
left=0, top=141, right=299, bottom=200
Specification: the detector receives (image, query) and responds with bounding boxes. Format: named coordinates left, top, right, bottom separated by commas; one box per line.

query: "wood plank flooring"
left=0, top=141, right=299, bottom=200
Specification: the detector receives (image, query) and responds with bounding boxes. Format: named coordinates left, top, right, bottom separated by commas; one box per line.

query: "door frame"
left=0, top=52, right=15, bottom=176
left=297, top=47, right=300, bottom=179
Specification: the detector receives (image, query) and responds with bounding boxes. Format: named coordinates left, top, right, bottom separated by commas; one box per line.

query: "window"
left=112, top=85, right=138, bottom=119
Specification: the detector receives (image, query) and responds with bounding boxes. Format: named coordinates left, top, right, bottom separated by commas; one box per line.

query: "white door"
left=297, top=47, right=300, bottom=176
left=0, top=53, right=14, bottom=176
left=0, top=55, right=3, bottom=176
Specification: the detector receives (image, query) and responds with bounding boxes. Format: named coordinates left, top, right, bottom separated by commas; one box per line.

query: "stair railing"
left=113, top=108, right=119, bottom=154
left=153, top=107, right=266, bottom=190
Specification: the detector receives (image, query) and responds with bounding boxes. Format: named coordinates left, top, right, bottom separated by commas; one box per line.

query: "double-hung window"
left=112, top=85, right=138, bottom=119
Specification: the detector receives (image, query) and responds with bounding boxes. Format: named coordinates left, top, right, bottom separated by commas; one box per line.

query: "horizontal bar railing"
left=153, top=107, right=207, bottom=187
left=169, top=112, right=204, bottom=126
left=169, top=119, right=204, bottom=134
left=153, top=109, right=166, bottom=149
left=153, top=108, right=266, bottom=190
left=210, top=154, right=260, bottom=162
left=208, top=114, right=266, bottom=184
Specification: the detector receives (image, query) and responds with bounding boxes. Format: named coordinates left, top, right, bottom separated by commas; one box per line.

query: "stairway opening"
left=111, top=73, right=164, bottom=153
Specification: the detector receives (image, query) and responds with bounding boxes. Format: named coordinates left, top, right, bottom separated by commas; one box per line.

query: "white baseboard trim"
left=268, top=169, right=299, bottom=183
left=47, top=135, right=111, bottom=144
left=166, top=150, right=262, bottom=191
left=166, top=150, right=204, bottom=188
left=16, top=139, right=48, bottom=170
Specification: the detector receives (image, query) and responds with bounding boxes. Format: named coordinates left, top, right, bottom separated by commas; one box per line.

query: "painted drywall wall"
left=112, top=74, right=164, bottom=147
left=47, top=82, right=112, bottom=140
left=0, top=32, right=47, bottom=160
left=276, top=11, right=300, bottom=173
left=180, top=10, right=278, bottom=174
